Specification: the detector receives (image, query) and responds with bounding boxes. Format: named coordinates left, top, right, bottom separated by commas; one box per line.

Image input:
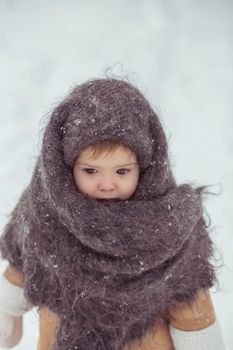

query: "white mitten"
left=170, top=319, right=225, bottom=350
left=0, top=314, right=22, bottom=349
left=0, top=274, right=31, bottom=348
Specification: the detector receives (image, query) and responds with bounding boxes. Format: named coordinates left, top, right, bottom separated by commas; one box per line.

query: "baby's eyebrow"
left=77, top=162, right=137, bottom=168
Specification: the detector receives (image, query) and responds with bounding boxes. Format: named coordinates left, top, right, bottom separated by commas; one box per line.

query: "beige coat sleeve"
left=169, top=289, right=216, bottom=331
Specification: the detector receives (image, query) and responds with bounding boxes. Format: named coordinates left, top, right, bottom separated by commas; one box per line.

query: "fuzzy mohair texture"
left=0, top=79, right=216, bottom=350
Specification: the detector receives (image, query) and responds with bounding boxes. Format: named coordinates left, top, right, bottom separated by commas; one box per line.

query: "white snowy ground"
left=0, top=0, right=232, bottom=348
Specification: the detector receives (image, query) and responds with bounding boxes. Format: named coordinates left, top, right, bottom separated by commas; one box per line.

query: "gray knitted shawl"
left=0, top=79, right=215, bottom=350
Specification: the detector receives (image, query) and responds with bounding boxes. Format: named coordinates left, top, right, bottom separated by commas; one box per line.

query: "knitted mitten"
left=0, top=266, right=31, bottom=348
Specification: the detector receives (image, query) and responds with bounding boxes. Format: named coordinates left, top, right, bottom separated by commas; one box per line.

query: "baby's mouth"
left=97, top=198, right=119, bottom=203
left=98, top=198, right=113, bottom=201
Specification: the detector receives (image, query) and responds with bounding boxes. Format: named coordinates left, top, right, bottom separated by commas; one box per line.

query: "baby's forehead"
left=75, top=146, right=137, bottom=167
left=82, top=146, right=135, bottom=159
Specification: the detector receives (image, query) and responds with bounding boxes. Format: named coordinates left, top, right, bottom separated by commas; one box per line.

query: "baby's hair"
left=84, top=140, right=135, bottom=160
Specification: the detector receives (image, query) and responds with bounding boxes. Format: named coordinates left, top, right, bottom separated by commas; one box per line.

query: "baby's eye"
left=116, top=168, right=130, bottom=175
left=83, top=168, right=97, bottom=175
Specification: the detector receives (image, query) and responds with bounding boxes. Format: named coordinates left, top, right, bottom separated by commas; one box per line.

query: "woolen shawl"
left=0, top=79, right=216, bottom=350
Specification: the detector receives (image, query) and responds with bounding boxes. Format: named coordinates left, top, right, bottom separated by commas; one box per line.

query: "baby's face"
left=73, top=147, right=140, bottom=200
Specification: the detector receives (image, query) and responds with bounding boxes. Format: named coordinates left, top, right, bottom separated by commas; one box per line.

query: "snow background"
left=0, top=0, right=232, bottom=348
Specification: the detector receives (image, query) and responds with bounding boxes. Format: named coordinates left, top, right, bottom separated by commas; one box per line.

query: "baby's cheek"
left=80, top=182, right=94, bottom=196
left=131, top=173, right=140, bottom=189
left=121, top=179, right=138, bottom=199
left=74, top=175, right=90, bottom=195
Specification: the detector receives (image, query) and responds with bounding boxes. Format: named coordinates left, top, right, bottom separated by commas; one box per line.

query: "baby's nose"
left=98, top=178, right=115, bottom=191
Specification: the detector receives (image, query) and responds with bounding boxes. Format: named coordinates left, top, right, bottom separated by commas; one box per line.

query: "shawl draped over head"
left=0, top=79, right=216, bottom=350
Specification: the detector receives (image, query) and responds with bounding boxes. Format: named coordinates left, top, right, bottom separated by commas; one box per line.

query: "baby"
left=0, top=78, right=224, bottom=350
left=73, top=141, right=140, bottom=202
